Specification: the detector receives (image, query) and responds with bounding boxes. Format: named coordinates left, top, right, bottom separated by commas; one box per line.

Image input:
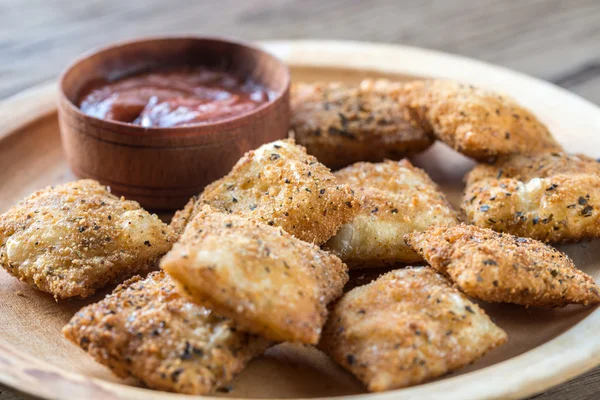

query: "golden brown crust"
left=0, top=180, right=175, bottom=299
left=290, top=80, right=434, bottom=169
left=62, top=271, right=272, bottom=395
left=398, top=80, right=563, bottom=161
left=465, top=152, right=600, bottom=185
left=406, top=224, right=600, bottom=307
left=324, top=160, right=458, bottom=267
left=161, top=206, right=348, bottom=344
left=463, top=153, right=600, bottom=242
left=180, top=139, right=359, bottom=244
left=320, top=267, right=507, bottom=392
left=170, top=195, right=200, bottom=237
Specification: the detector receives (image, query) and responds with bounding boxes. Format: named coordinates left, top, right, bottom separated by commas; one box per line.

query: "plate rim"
left=1, top=38, right=600, bottom=400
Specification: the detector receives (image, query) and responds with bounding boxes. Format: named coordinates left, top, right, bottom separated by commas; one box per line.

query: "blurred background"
left=1, top=1, right=600, bottom=400
left=1, top=0, right=599, bottom=104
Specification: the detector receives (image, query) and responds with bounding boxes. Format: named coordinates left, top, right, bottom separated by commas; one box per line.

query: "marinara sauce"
left=78, top=67, right=270, bottom=127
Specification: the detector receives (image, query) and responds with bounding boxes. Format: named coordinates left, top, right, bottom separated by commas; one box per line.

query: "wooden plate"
left=1, top=40, right=600, bottom=400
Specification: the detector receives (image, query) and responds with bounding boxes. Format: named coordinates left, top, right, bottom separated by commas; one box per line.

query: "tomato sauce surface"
left=78, top=68, right=270, bottom=127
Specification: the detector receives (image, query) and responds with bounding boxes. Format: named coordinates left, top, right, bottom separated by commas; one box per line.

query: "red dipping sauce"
left=78, top=67, right=271, bottom=127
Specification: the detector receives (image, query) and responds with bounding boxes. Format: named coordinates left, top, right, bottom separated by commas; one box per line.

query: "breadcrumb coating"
left=463, top=152, right=600, bottom=242
left=0, top=180, right=174, bottom=299
left=63, top=271, right=272, bottom=394
left=171, top=139, right=359, bottom=244
left=320, top=267, right=506, bottom=392
left=170, top=195, right=199, bottom=238
left=406, top=224, right=600, bottom=307
left=290, top=80, right=433, bottom=169
left=398, top=80, right=563, bottom=161
left=325, top=159, right=458, bottom=267
left=161, top=206, right=348, bottom=344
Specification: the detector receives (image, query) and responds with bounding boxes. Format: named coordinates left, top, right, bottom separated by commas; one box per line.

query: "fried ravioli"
left=463, top=152, right=600, bottom=242
left=398, top=80, right=563, bottom=161
left=320, top=268, right=506, bottom=392
left=0, top=180, right=174, bottom=299
left=63, top=271, right=272, bottom=395
left=406, top=224, right=600, bottom=307
left=172, top=139, right=359, bottom=244
left=290, top=80, right=433, bottom=169
left=324, top=160, right=458, bottom=268
left=161, top=206, right=348, bottom=344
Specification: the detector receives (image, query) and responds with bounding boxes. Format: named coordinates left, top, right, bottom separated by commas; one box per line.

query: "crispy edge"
left=170, top=195, right=201, bottom=238
left=406, top=224, right=600, bottom=307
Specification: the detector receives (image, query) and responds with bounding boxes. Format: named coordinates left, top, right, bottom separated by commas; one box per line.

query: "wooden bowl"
left=58, top=37, right=290, bottom=210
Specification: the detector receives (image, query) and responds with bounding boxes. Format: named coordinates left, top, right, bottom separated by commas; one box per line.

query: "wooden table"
left=1, top=0, right=599, bottom=399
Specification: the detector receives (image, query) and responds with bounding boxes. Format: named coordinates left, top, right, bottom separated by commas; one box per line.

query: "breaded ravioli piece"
left=320, top=268, right=506, bottom=392
left=161, top=206, right=348, bottom=344
left=463, top=152, right=600, bottom=242
left=324, top=160, right=458, bottom=268
left=0, top=180, right=174, bottom=299
left=63, top=271, right=272, bottom=395
left=406, top=225, right=600, bottom=307
left=398, top=80, right=563, bottom=161
left=290, top=80, right=433, bottom=169
left=175, top=139, right=359, bottom=244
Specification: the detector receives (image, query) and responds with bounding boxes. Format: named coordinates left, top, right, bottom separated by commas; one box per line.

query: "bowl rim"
left=2, top=39, right=600, bottom=400
left=58, top=35, right=291, bottom=136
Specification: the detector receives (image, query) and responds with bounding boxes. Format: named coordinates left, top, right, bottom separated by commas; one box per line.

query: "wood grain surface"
left=1, top=1, right=600, bottom=399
